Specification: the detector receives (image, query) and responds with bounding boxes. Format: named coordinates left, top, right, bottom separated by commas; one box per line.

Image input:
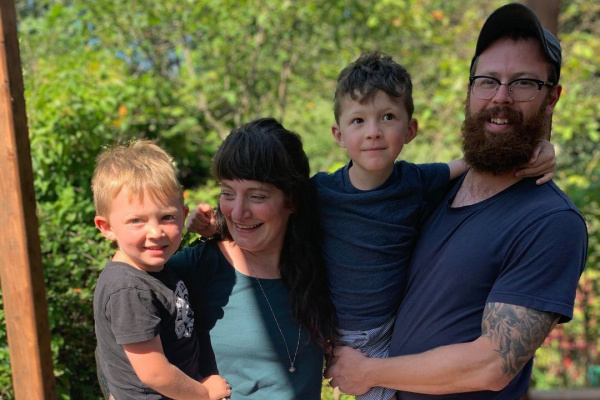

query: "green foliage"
left=0, top=0, right=598, bottom=398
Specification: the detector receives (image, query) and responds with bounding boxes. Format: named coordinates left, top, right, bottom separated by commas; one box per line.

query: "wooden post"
left=0, top=1, right=57, bottom=399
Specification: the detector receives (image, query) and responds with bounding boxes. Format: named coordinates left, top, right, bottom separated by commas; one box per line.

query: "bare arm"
left=515, top=139, right=556, bottom=184
left=447, top=158, right=469, bottom=180
left=124, top=335, right=231, bottom=400
left=326, top=302, right=559, bottom=395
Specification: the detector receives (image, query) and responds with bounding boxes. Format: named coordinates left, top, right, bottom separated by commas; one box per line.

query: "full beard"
left=461, top=95, right=551, bottom=175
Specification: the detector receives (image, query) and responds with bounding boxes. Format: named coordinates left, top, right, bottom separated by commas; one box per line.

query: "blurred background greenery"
left=1, top=0, right=598, bottom=398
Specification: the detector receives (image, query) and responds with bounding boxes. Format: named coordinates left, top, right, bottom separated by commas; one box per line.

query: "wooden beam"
left=0, top=1, right=57, bottom=399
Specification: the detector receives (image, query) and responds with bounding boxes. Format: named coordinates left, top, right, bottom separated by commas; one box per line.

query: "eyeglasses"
left=469, top=76, right=554, bottom=102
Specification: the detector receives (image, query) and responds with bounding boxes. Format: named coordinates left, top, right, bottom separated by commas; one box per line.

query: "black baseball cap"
left=470, top=3, right=562, bottom=83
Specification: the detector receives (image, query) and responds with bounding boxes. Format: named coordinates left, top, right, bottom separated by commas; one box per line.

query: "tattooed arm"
left=481, top=302, right=559, bottom=378
left=325, top=302, right=559, bottom=396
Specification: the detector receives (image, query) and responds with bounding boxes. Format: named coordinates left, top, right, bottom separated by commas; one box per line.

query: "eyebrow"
left=220, top=182, right=271, bottom=192
left=476, top=71, right=543, bottom=80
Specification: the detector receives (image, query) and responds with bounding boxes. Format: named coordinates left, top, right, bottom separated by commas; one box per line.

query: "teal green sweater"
left=168, top=239, right=323, bottom=399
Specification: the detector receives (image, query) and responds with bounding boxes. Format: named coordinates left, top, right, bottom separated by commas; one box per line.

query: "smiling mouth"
left=235, top=222, right=263, bottom=230
left=490, top=118, right=509, bottom=125
left=145, top=245, right=167, bottom=251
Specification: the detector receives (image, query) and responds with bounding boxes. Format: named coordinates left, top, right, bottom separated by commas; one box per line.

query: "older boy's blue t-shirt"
left=312, top=160, right=449, bottom=330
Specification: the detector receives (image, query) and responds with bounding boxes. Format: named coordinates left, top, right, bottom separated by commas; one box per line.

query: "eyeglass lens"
left=472, top=77, right=541, bottom=102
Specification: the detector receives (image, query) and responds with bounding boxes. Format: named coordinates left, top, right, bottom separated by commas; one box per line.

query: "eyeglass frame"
left=468, top=75, right=555, bottom=102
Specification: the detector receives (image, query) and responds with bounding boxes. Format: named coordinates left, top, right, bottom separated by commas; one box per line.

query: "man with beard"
left=324, top=4, right=588, bottom=400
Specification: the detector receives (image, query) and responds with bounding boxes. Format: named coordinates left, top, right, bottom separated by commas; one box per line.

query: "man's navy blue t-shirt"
left=390, top=177, right=587, bottom=400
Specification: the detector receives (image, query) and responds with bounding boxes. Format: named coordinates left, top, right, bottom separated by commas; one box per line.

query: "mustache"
left=468, top=106, right=523, bottom=125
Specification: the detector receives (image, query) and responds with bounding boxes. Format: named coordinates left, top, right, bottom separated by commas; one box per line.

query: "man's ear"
left=545, top=84, right=562, bottom=115
left=404, top=118, right=418, bottom=144
left=95, top=216, right=116, bottom=241
left=331, top=124, right=346, bottom=148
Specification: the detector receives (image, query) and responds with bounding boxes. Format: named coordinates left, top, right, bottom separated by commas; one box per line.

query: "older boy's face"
left=95, top=189, right=186, bottom=272
left=332, top=91, right=417, bottom=187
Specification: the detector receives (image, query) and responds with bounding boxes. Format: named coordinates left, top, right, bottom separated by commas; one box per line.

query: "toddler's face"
left=96, top=189, right=186, bottom=272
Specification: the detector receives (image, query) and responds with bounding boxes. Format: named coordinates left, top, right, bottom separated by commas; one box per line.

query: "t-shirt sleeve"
left=414, top=162, right=451, bottom=202
left=487, top=210, right=588, bottom=322
left=106, top=287, right=162, bottom=345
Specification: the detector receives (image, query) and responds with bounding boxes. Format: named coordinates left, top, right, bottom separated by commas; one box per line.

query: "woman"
left=167, top=118, right=336, bottom=399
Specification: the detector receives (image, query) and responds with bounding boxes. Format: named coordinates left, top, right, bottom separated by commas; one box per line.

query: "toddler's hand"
left=186, top=203, right=217, bottom=237
left=202, top=374, right=231, bottom=400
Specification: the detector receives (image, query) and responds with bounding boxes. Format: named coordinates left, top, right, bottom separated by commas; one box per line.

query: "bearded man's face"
left=461, top=92, right=551, bottom=175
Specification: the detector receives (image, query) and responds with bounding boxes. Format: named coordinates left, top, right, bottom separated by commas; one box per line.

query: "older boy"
left=313, top=51, right=555, bottom=400
left=325, top=4, right=587, bottom=400
left=92, top=141, right=231, bottom=400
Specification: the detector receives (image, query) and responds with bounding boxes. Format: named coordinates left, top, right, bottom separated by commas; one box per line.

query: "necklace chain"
left=247, top=263, right=301, bottom=374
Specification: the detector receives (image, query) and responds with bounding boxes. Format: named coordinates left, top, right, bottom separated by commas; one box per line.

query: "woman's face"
left=219, top=179, right=294, bottom=255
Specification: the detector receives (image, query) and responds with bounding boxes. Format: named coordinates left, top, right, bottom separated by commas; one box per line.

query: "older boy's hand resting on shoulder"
left=516, top=139, right=556, bottom=184
left=447, top=140, right=555, bottom=184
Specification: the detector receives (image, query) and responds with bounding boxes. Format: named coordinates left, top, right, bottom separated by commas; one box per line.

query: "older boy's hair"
left=333, top=51, right=414, bottom=123
left=92, top=140, right=183, bottom=217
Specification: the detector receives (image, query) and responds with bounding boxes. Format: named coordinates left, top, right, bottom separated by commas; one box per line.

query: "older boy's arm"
left=447, top=158, right=469, bottom=180
left=326, top=302, right=558, bottom=395
left=124, top=335, right=231, bottom=400
left=515, top=139, right=556, bottom=184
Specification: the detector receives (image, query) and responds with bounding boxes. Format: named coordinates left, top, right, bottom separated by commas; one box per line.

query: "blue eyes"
left=351, top=114, right=395, bottom=124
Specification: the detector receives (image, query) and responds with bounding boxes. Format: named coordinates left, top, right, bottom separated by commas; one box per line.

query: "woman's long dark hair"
left=212, top=117, right=336, bottom=350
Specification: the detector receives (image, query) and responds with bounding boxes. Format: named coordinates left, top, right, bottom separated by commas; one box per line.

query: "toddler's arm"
left=186, top=203, right=217, bottom=237
left=515, top=139, right=556, bottom=184
left=124, top=335, right=231, bottom=400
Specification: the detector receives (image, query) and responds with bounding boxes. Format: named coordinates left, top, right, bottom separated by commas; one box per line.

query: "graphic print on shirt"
left=174, top=280, right=194, bottom=338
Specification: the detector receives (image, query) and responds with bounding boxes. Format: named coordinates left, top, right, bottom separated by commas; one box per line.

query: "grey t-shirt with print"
left=94, top=261, right=200, bottom=400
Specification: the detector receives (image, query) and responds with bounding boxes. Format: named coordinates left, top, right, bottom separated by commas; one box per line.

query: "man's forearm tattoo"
left=481, top=302, right=559, bottom=376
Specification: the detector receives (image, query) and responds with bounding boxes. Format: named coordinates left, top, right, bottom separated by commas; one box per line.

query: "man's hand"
left=515, top=139, right=556, bottom=184
left=186, top=203, right=217, bottom=237
left=323, top=346, right=372, bottom=396
left=201, top=374, right=231, bottom=400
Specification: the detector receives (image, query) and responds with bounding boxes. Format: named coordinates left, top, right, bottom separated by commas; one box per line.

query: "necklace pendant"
left=289, top=366, right=296, bottom=373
